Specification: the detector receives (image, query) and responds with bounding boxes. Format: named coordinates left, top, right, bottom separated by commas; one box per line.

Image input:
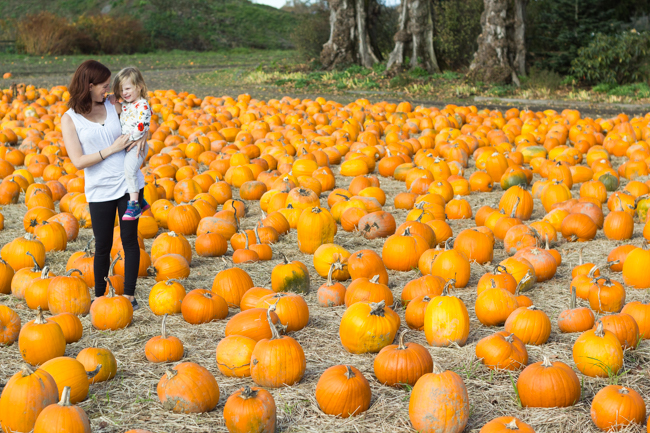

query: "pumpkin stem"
left=620, top=387, right=629, bottom=394
left=161, top=314, right=168, bottom=339
left=243, top=230, right=250, bottom=250
left=280, top=253, right=290, bottom=265
left=165, top=369, right=178, bottom=380
left=168, top=231, right=177, bottom=237
left=65, top=268, right=82, bottom=277
left=108, top=252, right=121, bottom=277
left=431, top=363, right=443, bottom=374
left=26, top=251, right=41, bottom=272
left=505, top=419, right=519, bottom=430
left=607, top=259, right=620, bottom=269
left=595, top=321, right=605, bottom=337
left=335, top=193, right=350, bottom=201
left=444, top=237, right=454, bottom=250
left=104, top=277, right=116, bottom=298
left=267, top=302, right=281, bottom=340
left=254, top=225, right=262, bottom=244
left=40, top=266, right=50, bottom=279
left=570, top=284, right=577, bottom=310
left=514, top=272, right=532, bottom=296
left=510, top=196, right=520, bottom=218
left=494, top=264, right=508, bottom=275
left=369, top=300, right=386, bottom=317
left=86, top=364, right=103, bottom=379
left=34, top=306, right=47, bottom=324
left=370, top=275, right=380, bottom=284
left=441, top=279, right=456, bottom=296
left=326, top=261, right=343, bottom=287
left=20, top=363, right=35, bottom=377
left=240, top=386, right=259, bottom=399
left=541, top=356, right=553, bottom=367
left=578, top=248, right=583, bottom=266
left=58, top=386, right=73, bottom=407
left=587, top=265, right=600, bottom=279
left=311, top=206, right=322, bottom=214
left=344, top=365, right=356, bottom=379
left=415, top=211, right=424, bottom=223
left=504, top=333, right=514, bottom=343
left=397, top=329, right=408, bottom=350
left=402, top=226, right=412, bottom=237
left=83, top=236, right=95, bottom=254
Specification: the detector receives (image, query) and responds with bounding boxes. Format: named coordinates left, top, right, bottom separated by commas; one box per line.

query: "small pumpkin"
left=33, top=386, right=91, bottom=433
left=504, top=305, right=551, bottom=345
left=272, top=254, right=311, bottom=294
left=149, top=279, right=186, bottom=316
left=317, top=262, right=347, bottom=307
left=157, top=362, right=220, bottom=413
left=517, top=355, right=581, bottom=407
left=374, top=330, right=433, bottom=387
left=216, top=335, right=257, bottom=377
left=590, top=385, right=646, bottom=431
left=339, top=300, right=400, bottom=354
left=181, top=289, right=229, bottom=325
left=573, top=321, right=623, bottom=378
left=558, top=287, right=595, bottom=333
left=145, top=314, right=185, bottom=363
left=424, top=279, right=470, bottom=347
left=475, top=331, right=528, bottom=371
left=223, top=386, right=277, bottom=433
left=90, top=278, right=133, bottom=330
left=76, top=347, right=117, bottom=383
left=315, top=365, right=371, bottom=418
left=18, top=307, right=66, bottom=365
left=0, top=304, right=21, bottom=346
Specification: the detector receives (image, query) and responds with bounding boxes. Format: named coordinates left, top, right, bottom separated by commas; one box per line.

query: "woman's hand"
left=106, top=134, right=131, bottom=157
left=127, top=136, right=149, bottom=158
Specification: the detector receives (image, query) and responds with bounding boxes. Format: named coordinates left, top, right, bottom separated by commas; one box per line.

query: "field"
left=2, top=52, right=650, bottom=433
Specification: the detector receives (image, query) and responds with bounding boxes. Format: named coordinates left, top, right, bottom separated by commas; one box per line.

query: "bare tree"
left=321, top=0, right=379, bottom=69
left=387, top=0, right=440, bottom=73
left=468, top=0, right=527, bottom=85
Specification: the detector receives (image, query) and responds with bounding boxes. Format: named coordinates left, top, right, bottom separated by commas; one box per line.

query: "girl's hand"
left=127, top=136, right=148, bottom=157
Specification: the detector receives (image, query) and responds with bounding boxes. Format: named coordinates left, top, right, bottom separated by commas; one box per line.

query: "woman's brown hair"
left=67, top=60, right=111, bottom=114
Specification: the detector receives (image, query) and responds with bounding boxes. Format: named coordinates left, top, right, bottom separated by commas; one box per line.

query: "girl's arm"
left=62, top=113, right=131, bottom=170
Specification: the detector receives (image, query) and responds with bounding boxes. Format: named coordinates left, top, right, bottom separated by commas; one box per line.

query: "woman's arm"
left=62, top=113, right=131, bottom=170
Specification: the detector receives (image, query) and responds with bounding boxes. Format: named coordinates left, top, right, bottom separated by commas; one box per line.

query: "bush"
left=522, top=67, right=564, bottom=91
left=75, top=15, right=146, bottom=54
left=15, top=12, right=77, bottom=55
left=290, top=10, right=330, bottom=61
left=570, top=30, right=650, bottom=85
left=433, top=0, right=484, bottom=69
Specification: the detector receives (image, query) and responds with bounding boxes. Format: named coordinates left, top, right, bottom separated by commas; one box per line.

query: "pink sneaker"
left=122, top=201, right=141, bottom=221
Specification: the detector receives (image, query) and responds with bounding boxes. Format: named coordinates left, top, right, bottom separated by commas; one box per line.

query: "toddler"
left=112, top=67, right=151, bottom=220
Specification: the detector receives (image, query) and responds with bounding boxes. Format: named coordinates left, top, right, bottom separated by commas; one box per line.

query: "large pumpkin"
left=223, top=386, right=277, bottom=433
left=573, top=321, right=623, bottom=378
left=409, top=364, right=469, bottom=433
left=211, top=267, right=254, bottom=308
left=315, top=365, right=371, bottom=418
left=271, top=254, right=311, bottom=293
left=41, top=356, right=100, bottom=403
left=517, top=356, right=581, bottom=407
left=590, top=385, right=646, bottom=431
left=424, top=280, right=470, bottom=347
left=157, top=362, right=220, bottom=413
left=296, top=206, right=337, bottom=254
left=373, top=330, right=433, bottom=387
left=339, top=300, right=400, bottom=354
left=18, top=307, right=66, bottom=365
left=33, top=386, right=91, bottom=433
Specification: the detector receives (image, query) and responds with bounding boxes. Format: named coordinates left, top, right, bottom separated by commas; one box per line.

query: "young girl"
left=112, top=67, right=151, bottom=220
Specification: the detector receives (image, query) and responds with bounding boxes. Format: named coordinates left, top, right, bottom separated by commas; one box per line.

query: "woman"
left=61, top=60, right=148, bottom=310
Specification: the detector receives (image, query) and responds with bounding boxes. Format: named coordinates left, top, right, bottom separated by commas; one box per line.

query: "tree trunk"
left=321, top=0, right=379, bottom=70
left=469, top=0, right=527, bottom=84
left=387, top=0, right=440, bottom=73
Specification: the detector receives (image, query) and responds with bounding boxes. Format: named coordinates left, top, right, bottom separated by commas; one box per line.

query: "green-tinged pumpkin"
left=271, top=254, right=311, bottom=294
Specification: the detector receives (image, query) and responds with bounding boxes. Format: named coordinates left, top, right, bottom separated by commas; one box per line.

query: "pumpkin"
left=344, top=274, right=393, bottom=308
left=591, top=385, right=646, bottom=431
left=374, top=330, right=433, bottom=387
left=560, top=213, right=597, bottom=241
left=195, top=232, right=228, bottom=257
left=317, top=262, right=347, bottom=307
left=499, top=185, right=534, bottom=220
left=424, top=279, right=470, bottom=347
left=499, top=256, right=536, bottom=291
left=157, top=362, right=220, bottom=413
left=1, top=233, right=45, bottom=271
left=167, top=204, right=201, bottom=235
left=504, top=305, right=551, bottom=345
left=477, top=265, right=517, bottom=295
left=315, top=365, right=371, bottom=418
left=475, top=331, right=528, bottom=371
left=313, top=243, right=351, bottom=281
left=223, top=386, right=277, bottom=433
left=607, top=244, right=636, bottom=272
left=145, top=314, right=185, bottom=363
left=225, top=308, right=280, bottom=342
left=479, top=417, right=535, bottom=433
left=0, top=258, right=14, bottom=294
left=76, top=347, right=117, bottom=383
left=216, top=335, right=257, bottom=377
left=382, top=227, right=429, bottom=272
left=149, top=253, right=190, bottom=281
left=358, top=211, right=396, bottom=239
left=255, top=292, right=309, bottom=332
left=41, top=356, right=100, bottom=403
left=90, top=278, right=133, bottom=330
left=588, top=277, right=626, bottom=314
left=339, top=300, right=400, bottom=354
left=430, top=242, right=471, bottom=288
left=211, top=267, right=254, bottom=308
left=405, top=295, right=431, bottom=330
left=573, top=321, right=623, bottom=378
left=514, top=247, right=557, bottom=282
left=181, top=289, right=229, bottom=324
left=0, top=364, right=58, bottom=433
left=0, top=304, right=21, bottom=346
left=151, top=231, right=192, bottom=265
left=33, top=386, right=91, bottom=433
left=347, top=249, right=388, bottom=284
left=250, top=306, right=306, bottom=388
left=409, top=363, right=469, bottom=433
left=597, top=313, right=639, bottom=350
left=47, top=269, right=91, bottom=316
left=33, top=220, right=67, bottom=252
left=622, top=245, right=650, bottom=289
left=475, top=285, right=519, bottom=327
left=517, top=355, right=581, bottom=407
left=296, top=206, right=337, bottom=254
left=149, top=279, right=186, bottom=315
left=401, top=275, right=445, bottom=306
left=272, top=254, right=311, bottom=293
left=453, top=228, right=493, bottom=264
left=18, top=307, right=66, bottom=365
left=240, top=287, right=275, bottom=311
left=558, top=287, right=595, bottom=333
left=621, top=301, right=650, bottom=340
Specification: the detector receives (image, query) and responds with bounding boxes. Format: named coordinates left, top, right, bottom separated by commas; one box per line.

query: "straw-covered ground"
left=2, top=109, right=650, bottom=433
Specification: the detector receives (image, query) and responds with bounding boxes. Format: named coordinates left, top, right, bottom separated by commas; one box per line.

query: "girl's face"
left=120, top=78, right=139, bottom=103
left=89, top=77, right=111, bottom=103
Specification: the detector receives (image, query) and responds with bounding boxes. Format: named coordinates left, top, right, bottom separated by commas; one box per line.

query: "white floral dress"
left=121, top=98, right=151, bottom=141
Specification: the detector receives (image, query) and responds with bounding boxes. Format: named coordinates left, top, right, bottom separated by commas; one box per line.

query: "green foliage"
left=290, top=8, right=330, bottom=61
left=389, top=74, right=412, bottom=88
left=570, top=30, right=650, bottom=84
left=409, top=67, right=430, bottom=78
left=433, top=0, right=484, bottom=69
left=526, top=0, right=649, bottom=74
left=522, top=67, right=564, bottom=91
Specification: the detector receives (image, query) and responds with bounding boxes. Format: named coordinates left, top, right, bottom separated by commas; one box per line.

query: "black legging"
left=88, top=189, right=142, bottom=297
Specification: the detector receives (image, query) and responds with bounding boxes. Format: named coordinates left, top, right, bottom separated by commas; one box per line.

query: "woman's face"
left=89, top=77, right=111, bottom=103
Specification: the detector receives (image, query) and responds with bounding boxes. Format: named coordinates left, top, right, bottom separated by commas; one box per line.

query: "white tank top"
left=65, top=99, right=144, bottom=202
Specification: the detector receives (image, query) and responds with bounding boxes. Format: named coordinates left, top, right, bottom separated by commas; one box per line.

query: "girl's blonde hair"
left=112, top=66, right=148, bottom=101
